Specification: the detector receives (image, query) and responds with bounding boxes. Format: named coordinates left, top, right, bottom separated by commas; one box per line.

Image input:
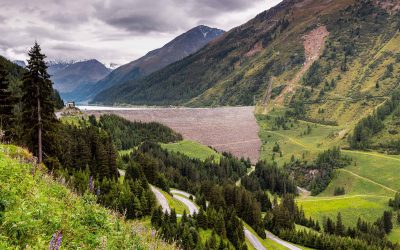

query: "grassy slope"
left=0, top=144, right=174, bottom=249
left=160, top=140, right=221, bottom=162
left=256, top=113, right=400, bottom=242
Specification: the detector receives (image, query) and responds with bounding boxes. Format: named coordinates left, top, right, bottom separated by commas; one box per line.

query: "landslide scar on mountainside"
left=275, top=25, right=329, bottom=106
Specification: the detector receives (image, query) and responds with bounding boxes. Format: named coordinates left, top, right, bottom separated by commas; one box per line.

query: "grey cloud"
left=93, top=0, right=263, bottom=33
left=0, top=0, right=278, bottom=63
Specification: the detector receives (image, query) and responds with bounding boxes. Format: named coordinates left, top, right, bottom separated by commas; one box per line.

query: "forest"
left=349, top=90, right=400, bottom=151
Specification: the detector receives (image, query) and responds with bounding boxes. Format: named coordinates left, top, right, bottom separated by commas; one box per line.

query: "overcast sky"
left=0, top=0, right=282, bottom=65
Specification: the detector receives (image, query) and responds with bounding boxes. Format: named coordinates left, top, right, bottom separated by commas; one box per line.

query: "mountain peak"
left=193, top=25, right=225, bottom=38
left=89, top=25, right=225, bottom=103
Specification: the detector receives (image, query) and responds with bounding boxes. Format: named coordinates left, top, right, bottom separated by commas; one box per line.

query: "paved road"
left=154, top=186, right=270, bottom=250
left=172, top=194, right=199, bottom=215
left=244, top=229, right=266, bottom=250
left=266, top=231, right=300, bottom=250
left=150, top=185, right=171, bottom=214
left=170, top=189, right=192, bottom=199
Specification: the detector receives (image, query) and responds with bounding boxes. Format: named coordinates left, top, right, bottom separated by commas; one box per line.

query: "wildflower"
left=49, top=231, right=62, bottom=250
left=55, top=232, right=62, bottom=250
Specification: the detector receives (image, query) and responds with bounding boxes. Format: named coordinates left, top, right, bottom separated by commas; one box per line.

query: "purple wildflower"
left=89, top=176, right=94, bottom=193
left=55, top=232, right=62, bottom=250
left=49, top=233, right=56, bottom=250
left=49, top=231, right=62, bottom=250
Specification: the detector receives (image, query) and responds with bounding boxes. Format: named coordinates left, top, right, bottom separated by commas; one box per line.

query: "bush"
left=334, top=187, right=345, bottom=196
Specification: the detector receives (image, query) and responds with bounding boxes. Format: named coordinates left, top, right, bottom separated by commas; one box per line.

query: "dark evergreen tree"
left=335, top=212, right=345, bottom=236
left=383, top=211, right=393, bottom=234
left=20, top=42, right=58, bottom=163
left=0, top=63, right=13, bottom=139
left=53, top=89, right=64, bottom=110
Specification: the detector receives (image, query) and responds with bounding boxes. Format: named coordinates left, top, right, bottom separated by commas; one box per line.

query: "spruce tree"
left=0, top=64, right=13, bottom=139
left=336, top=212, right=345, bottom=236
left=383, top=211, right=393, bottom=234
left=21, top=42, right=57, bottom=163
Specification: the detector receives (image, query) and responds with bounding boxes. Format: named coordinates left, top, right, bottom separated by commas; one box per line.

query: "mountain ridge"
left=92, top=0, right=400, bottom=127
left=49, top=59, right=111, bottom=101
left=87, top=25, right=225, bottom=102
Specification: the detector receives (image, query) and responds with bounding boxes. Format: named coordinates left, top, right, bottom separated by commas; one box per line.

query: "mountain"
left=88, top=25, right=225, bottom=101
left=12, top=60, right=26, bottom=68
left=49, top=59, right=111, bottom=101
left=106, top=62, right=120, bottom=70
left=93, top=0, right=400, bottom=124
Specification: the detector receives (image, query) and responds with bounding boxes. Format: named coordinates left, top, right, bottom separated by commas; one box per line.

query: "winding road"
left=170, top=189, right=192, bottom=199
left=150, top=185, right=171, bottom=213
left=172, top=194, right=199, bottom=215
left=266, top=231, right=301, bottom=250
left=244, top=229, right=266, bottom=250
left=153, top=187, right=268, bottom=249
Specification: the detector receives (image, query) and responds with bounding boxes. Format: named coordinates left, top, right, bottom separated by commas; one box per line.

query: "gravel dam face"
left=82, top=106, right=261, bottom=163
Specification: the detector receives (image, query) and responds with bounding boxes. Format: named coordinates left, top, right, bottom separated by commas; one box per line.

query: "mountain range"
left=87, top=25, right=225, bottom=102
left=91, top=0, right=399, bottom=122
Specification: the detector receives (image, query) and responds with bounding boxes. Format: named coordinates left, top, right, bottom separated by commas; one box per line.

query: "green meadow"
left=257, top=111, right=400, bottom=242
left=160, top=140, right=221, bottom=162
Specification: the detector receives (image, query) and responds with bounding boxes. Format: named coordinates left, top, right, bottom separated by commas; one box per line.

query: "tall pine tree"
left=0, top=63, right=13, bottom=139
left=21, top=42, right=58, bottom=163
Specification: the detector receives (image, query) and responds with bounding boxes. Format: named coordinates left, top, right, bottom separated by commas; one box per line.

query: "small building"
left=66, top=102, right=75, bottom=108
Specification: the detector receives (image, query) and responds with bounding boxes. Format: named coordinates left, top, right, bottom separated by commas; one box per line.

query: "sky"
left=0, top=0, right=282, bottom=65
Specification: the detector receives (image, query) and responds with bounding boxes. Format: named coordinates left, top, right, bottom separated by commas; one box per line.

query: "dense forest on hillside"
left=94, top=114, right=182, bottom=150
left=349, top=90, right=400, bottom=152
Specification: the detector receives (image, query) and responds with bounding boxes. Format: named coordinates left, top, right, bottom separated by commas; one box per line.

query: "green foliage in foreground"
left=0, top=145, right=174, bottom=249
left=160, top=140, right=221, bottom=162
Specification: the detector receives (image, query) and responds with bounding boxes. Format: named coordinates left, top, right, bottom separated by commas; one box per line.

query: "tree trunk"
left=37, top=87, right=42, bottom=164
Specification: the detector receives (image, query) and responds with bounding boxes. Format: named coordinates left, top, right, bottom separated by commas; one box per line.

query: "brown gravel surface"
left=83, top=106, right=260, bottom=163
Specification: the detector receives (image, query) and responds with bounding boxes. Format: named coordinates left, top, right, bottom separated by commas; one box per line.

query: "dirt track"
left=83, top=106, right=261, bottom=163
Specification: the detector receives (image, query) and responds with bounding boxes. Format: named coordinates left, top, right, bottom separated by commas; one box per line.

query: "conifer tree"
left=383, top=211, right=393, bottom=234
left=21, top=42, right=57, bottom=163
left=336, top=212, right=345, bottom=236
left=0, top=64, right=13, bottom=139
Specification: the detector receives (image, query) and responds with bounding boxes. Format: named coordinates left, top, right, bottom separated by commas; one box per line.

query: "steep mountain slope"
left=93, top=0, right=400, bottom=126
left=90, top=25, right=224, bottom=101
left=0, top=144, right=174, bottom=249
left=50, top=59, right=111, bottom=101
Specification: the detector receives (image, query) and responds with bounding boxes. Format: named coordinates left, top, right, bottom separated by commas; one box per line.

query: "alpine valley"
left=1, top=0, right=400, bottom=249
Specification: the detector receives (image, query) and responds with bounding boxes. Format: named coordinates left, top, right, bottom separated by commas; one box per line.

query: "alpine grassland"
left=160, top=140, right=221, bottom=162
left=256, top=106, right=400, bottom=243
left=0, top=144, right=174, bottom=249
